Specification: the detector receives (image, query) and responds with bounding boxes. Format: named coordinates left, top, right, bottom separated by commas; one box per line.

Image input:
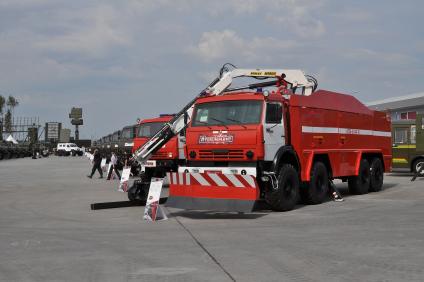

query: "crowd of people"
left=87, top=149, right=132, bottom=180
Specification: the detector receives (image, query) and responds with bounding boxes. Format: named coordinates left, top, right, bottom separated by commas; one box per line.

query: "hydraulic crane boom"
left=133, top=64, right=317, bottom=163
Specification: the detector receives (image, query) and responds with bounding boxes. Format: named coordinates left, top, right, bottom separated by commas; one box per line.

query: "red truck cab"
left=128, top=115, right=181, bottom=202
left=132, top=115, right=179, bottom=167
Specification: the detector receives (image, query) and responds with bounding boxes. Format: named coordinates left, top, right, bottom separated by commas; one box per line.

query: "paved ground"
left=0, top=156, right=423, bottom=282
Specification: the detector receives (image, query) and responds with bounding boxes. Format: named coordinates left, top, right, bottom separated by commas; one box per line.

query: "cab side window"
left=394, top=127, right=408, bottom=144
left=266, top=103, right=282, bottom=124
left=410, top=125, right=416, bottom=144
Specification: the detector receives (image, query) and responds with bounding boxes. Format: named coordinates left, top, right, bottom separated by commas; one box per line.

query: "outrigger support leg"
left=411, top=163, right=423, bottom=182
left=329, top=179, right=344, bottom=202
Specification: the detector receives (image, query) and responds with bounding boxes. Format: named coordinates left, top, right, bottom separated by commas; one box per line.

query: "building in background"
left=367, top=92, right=424, bottom=121
left=60, top=128, right=71, bottom=143
left=45, top=122, right=62, bottom=143
left=367, top=93, right=424, bottom=173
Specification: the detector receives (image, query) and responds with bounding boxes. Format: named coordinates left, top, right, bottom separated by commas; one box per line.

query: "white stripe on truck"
left=208, top=173, right=228, bottom=187
left=302, top=126, right=391, bottom=137
left=192, top=173, right=211, bottom=186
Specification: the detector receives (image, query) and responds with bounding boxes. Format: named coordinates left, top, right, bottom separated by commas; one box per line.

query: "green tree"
left=0, top=95, right=4, bottom=140
left=0, top=95, right=5, bottom=115
left=4, top=109, right=12, bottom=133
left=7, top=96, right=19, bottom=113
left=3, top=96, right=19, bottom=136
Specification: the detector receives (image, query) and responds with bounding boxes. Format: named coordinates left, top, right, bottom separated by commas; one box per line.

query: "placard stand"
left=143, top=178, right=168, bottom=222
left=119, top=168, right=131, bottom=192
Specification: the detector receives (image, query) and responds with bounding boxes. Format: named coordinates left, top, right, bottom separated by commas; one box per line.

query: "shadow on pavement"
left=388, top=173, right=414, bottom=177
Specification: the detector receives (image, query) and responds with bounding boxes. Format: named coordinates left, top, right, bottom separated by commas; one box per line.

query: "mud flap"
left=166, top=172, right=259, bottom=212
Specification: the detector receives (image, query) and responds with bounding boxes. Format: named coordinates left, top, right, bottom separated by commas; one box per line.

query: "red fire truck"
left=133, top=65, right=392, bottom=212
left=127, top=115, right=181, bottom=202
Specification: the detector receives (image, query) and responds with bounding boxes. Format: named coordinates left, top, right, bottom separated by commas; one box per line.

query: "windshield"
left=70, top=144, right=77, bottom=147
left=138, top=122, right=165, bottom=137
left=122, top=128, right=133, bottom=139
left=192, top=100, right=263, bottom=127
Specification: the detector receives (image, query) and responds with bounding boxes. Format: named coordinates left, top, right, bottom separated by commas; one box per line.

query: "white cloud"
left=188, top=30, right=297, bottom=62
left=266, top=3, right=326, bottom=38
left=205, top=0, right=327, bottom=38
left=35, top=5, right=131, bottom=57
left=344, top=48, right=413, bottom=65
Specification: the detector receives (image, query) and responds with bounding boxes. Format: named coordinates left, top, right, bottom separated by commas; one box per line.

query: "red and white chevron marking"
left=167, top=172, right=257, bottom=189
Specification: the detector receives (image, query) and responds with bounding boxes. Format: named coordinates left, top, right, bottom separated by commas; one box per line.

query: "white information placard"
left=106, top=163, right=113, bottom=176
left=100, top=158, right=106, bottom=170
left=118, top=168, right=131, bottom=192
left=143, top=178, right=167, bottom=222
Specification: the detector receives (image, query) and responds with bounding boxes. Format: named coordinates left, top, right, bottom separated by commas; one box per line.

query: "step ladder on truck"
left=133, top=64, right=392, bottom=212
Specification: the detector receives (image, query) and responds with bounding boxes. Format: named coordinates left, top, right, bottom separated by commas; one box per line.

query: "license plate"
left=141, top=160, right=156, bottom=167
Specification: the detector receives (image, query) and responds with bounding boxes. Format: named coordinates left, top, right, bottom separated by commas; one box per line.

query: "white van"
left=56, top=143, right=83, bottom=156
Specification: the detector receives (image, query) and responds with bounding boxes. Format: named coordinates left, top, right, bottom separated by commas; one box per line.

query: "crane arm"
left=133, top=66, right=316, bottom=163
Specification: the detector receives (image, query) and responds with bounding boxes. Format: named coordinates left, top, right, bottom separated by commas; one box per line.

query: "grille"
left=198, top=149, right=244, bottom=160
left=152, top=151, right=168, bottom=158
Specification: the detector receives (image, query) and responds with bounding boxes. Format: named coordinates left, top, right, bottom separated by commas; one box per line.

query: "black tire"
left=302, top=161, right=329, bottom=204
left=348, top=159, right=370, bottom=194
left=369, top=158, right=384, bottom=192
left=265, top=164, right=299, bottom=212
left=412, top=158, right=424, bottom=177
left=0, top=152, right=3, bottom=160
left=127, top=181, right=148, bottom=202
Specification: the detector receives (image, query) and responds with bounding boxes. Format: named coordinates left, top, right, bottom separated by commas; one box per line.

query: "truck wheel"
left=127, top=182, right=148, bottom=202
left=0, top=152, right=3, bottom=160
left=265, top=164, right=299, bottom=212
left=369, top=158, right=384, bottom=192
left=302, top=161, right=329, bottom=204
left=412, top=158, right=424, bottom=177
left=348, top=159, right=370, bottom=194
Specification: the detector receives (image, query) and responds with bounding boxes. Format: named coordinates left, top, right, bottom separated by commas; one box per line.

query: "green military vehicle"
left=392, top=113, right=424, bottom=176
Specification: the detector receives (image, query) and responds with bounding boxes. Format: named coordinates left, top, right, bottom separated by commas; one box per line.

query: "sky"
left=0, top=0, right=423, bottom=139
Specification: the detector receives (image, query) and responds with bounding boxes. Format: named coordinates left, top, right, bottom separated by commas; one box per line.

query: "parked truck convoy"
left=391, top=113, right=424, bottom=176
left=133, top=65, right=392, bottom=213
left=0, top=141, right=32, bottom=160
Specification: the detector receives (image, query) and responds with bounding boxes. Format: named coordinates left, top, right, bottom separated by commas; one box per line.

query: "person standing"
left=88, top=149, right=103, bottom=178
left=107, top=151, right=121, bottom=180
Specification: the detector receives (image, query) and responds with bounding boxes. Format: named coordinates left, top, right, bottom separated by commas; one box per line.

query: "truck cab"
left=184, top=92, right=279, bottom=172
left=128, top=115, right=181, bottom=202
left=132, top=115, right=179, bottom=166
left=392, top=113, right=424, bottom=175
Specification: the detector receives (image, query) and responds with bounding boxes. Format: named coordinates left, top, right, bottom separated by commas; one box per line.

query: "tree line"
left=0, top=95, right=19, bottom=139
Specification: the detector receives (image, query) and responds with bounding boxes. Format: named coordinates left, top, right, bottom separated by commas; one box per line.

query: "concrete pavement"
left=0, top=156, right=423, bottom=281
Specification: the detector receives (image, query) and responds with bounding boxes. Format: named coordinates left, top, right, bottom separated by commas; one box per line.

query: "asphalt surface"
left=0, top=156, right=423, bottom=282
